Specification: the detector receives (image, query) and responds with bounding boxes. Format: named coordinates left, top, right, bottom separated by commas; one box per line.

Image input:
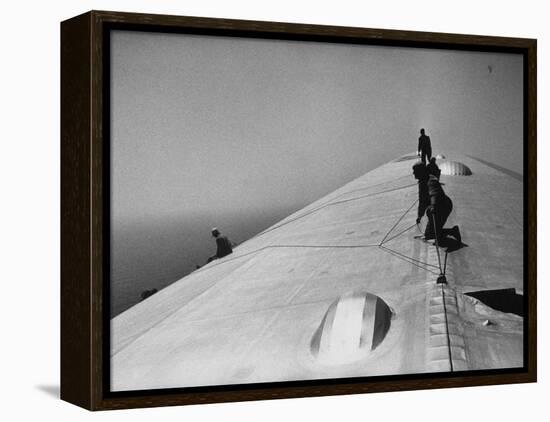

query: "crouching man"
left=412, top=162, right=461, bottom=246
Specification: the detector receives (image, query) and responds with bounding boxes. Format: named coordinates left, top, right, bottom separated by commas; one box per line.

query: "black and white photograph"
left=108, top=28, right=527, bottom=391
left=3, top=0, right=548, bottom=419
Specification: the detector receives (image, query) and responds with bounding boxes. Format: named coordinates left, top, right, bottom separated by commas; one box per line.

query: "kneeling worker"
left=413, top=162, right=461, bottom=245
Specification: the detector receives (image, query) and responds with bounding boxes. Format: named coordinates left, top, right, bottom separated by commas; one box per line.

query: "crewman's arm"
left=417, top=184, right=429, bottom=222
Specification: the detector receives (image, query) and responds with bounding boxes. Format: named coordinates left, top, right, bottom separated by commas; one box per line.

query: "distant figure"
left=412, top=162, right=461, bottom=245
left=140, top=288, right=158, bottom=301
left=417, top=128, right=432, bottom=164
left=208, top=228, right=233, bottom=263
left=426, top=157, right=441, bottom=179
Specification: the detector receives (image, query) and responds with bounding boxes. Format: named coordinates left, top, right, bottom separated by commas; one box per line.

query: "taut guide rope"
left=196, top=180, right=447, bottom=279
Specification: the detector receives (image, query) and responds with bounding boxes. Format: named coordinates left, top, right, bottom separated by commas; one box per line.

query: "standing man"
left=208, top=227, right=233, bottom=263
left=417, top=128, right=432, bottom=164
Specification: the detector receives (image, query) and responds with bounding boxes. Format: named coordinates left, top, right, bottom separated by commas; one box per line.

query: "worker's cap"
left=211, top=227, right=220, bottom=236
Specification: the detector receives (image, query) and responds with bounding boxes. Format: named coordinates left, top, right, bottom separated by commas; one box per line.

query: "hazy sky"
left=109, top=30, right=523, bottom=315
left=111, top=30, right=523, bottom=224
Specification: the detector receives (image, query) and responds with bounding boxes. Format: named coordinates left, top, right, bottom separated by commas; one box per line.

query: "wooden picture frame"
left=61, top=10, right=536, bottom=410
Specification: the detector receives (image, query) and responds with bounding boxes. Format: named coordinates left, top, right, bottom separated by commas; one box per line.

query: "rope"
left=254, top=177, right=410, bottom=239
left=194, top=243, right=381, bottom=274
left=380, top=223, right=417, bottom=245
left=379, top=244, right=440, bottom=269
left=197, top=177, right=440, bottom=280
left=251, top=180, right=417, bottom=241
left=378, top=247, right=440, bottom=276
left=431, top=212, right=444, bottom=276
left=441, top=285, right=454, bottom=372
left=321, top=174, right=411, bottom=204
left=378, top=245, right=440, bottom=275
left=274, top=244, right=381, bottom=249
left=328, top=183, right=417, bottom=207
left=196, top=231, right=442, bottom=278
left=379, top=199, right=419, bottom=245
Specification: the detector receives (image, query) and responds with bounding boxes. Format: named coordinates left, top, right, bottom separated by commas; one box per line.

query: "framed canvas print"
left=60, top=10, right=537, bottom=410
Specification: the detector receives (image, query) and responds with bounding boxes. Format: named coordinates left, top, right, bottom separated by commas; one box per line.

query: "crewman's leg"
left=424, top=209, right=436, bottom=239
left=436, top=199, right=453, bottom=243
left=421, top=151, right=427, bottom=164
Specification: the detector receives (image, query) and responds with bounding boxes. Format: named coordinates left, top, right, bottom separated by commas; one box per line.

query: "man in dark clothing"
left=208, top=228, right=233, bottom=262
left=412, top=162, right=461, bottom=245
left=413, top=162, right=430, bottom=225
left=417, top=128, right=432, bottom=164
left=426, top=157, right=441, bottom=179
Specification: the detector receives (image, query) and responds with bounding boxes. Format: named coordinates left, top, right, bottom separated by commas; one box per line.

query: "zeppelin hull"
left=111, top=153, right=523, bottom=391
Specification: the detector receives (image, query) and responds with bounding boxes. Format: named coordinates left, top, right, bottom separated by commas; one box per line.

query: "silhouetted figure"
left=412, top=162, right=461, bottom=245
left=413, top=162, right=430, bottom=225
left=140, top=288, right=158, bottom=301
left=208, top=228, right=233, bottom=263
left=417, top=128, right=432, bottom=164
left=426, top=157, right=441, bottom=179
